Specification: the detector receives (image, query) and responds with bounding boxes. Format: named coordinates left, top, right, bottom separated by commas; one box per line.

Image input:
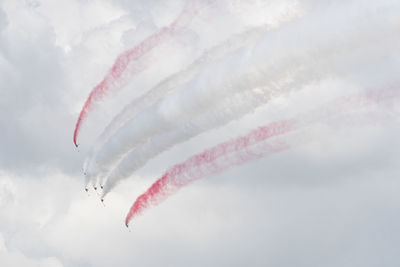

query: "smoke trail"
left=84, top=4, right=305, bottom=186
left=73, top=0, right=216, bottom=147
left=101, top=82, right=399, bottom=198
left=125, top=124, right=293, bottom=226
left=83, top=25, right=280, bottom=183
left=125, top=85, right=400, bottom=225
left=90, top=3, right=400, bottom=191
left=99, top=77, right=308, bottom=196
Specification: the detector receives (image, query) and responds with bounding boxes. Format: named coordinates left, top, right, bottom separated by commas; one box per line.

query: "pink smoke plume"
left=125, top=85, right=399, bottom=226
left=125, top=119, right=295, bottom=226
left=73, top=0, right=215, bottom=147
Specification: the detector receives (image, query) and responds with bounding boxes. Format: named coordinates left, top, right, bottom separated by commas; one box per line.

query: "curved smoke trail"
left=99, top=74, right=311, bottom=197
left=125, top=125, right=293, bottom=226
left=125, top=85, right=400, bottom=225
left=84, top=6, right=304, bottom=187
left=73, top=0, right=216, bottom=147
left=101, top=78, right=399, bottom=197
left=90, top=4, right=400, bottom=193
left=83, top=25, right=275, bottom=183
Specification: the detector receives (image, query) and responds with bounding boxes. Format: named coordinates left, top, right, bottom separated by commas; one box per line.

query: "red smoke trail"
left=73, top=0, right=215, bottom=147
left=125, top=119, right=295, bottom=226
left=124, top=84, right=400, bottom=226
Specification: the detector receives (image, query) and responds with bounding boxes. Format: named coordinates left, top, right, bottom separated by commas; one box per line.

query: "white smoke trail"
left=78, top=0, right=302, bottom=156
left=101, top=61, right=400, bottom=197
left=83, top=2, right=304, bottom=188
left=83, top=26, right=277, bottom=183
left=125, top=87, right=400, bottom=225
left=89, top=2, right=400, bottom=190
left=100, top=71, right=400, bottom=198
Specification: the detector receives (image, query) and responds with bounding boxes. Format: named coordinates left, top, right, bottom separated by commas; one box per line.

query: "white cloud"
left=0, top=231, right=64, bottom=267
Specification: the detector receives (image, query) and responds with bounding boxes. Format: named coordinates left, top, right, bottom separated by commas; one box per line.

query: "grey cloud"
left=0, top=2, right=83, bottom=175
left=0, top=4, right=6, bottom=31
left=0, top=0, right=399, bottom=267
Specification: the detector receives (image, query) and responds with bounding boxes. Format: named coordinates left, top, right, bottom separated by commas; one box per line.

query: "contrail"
left=73, top=0, right=216, bottom=147
left=124, top=84, right=400, bottom=226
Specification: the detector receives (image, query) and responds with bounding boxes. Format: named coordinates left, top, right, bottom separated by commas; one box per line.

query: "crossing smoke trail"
left=125, top=85, right=400, bottom=226
left=89, top=4, right=400, bottom=193
left=73, top=0, right=216, bottom=147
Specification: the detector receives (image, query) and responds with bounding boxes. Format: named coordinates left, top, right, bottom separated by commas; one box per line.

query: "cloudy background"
left=1, top=0, right=400, bottom=266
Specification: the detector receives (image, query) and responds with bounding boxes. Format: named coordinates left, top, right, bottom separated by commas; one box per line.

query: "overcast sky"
left=1, top=0, right=400, bottom=266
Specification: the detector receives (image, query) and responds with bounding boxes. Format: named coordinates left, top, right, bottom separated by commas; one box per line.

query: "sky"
left=0, top=0, right=400, bottom=266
